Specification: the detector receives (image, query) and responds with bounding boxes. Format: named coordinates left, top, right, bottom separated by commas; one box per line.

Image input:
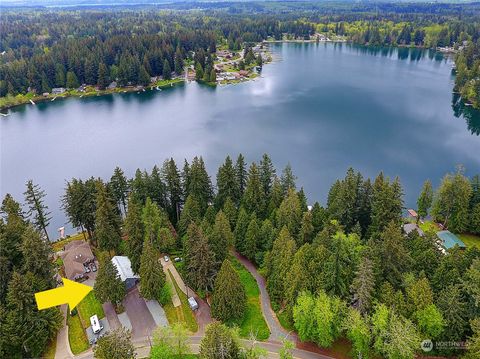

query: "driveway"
left=160, top=256, right=213, bottom=334
left=233, top=251, right=297, bottom=343
left=123, top=286, right=157, bottom=338
left=103, top=302, right=121, bottom=331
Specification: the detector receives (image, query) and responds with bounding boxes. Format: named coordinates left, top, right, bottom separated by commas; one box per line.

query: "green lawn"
left=418, top=220, right=440, bottom=233
left=276, top=309, right=295, bottom=332
left=67, top=312, right=90, bottom=354
left=51, top=232, right=88, bottom=252
left=458, top=233, right=480, bottom=249
left=167, top=270, right=198, bottom=333
left=77, top=291, right=105, bottom=328
left=229, top=257, right=270, bottom=340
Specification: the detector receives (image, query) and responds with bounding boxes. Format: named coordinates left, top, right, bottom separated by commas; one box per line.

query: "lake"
left=1, top=42, right=479, bottom=239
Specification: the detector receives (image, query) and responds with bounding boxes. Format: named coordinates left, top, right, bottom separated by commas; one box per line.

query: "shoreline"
left=0, top=78, right=184, bottom=113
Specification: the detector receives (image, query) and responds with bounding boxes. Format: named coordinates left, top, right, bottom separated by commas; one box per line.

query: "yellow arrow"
left=35, top=278, right=92, bottom=312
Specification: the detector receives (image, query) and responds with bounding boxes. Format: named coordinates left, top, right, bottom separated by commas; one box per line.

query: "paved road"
left=54, top=305, right=75, bottom=359
left=123, top=286, right=157, bottom=338
left=233, top=251, right=298, bottom=343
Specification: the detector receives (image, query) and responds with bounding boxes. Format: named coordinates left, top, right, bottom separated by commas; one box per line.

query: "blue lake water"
left=1, top=42, right=479, bottom=238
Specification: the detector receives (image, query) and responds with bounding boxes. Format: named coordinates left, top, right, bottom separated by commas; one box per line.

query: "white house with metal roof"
left=111, top=256, right=140, bottom=290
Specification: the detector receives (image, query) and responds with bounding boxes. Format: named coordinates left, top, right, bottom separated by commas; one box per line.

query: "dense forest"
left=1, top=2, right=480, bottom=108
left=3, top=152, right=479, bottom=357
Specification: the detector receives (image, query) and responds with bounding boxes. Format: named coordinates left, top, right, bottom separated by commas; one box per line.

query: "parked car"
left=91, top=263, right=97, bottom=272
left=174, top=257, right=182, bottom=262
left=188, top=297, right=199, bottom=310
left=164, top=256, right=169, bottom=262
left=84, top=265, right=91, bottom=273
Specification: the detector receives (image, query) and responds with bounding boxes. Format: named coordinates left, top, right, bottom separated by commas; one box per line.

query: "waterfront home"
left=239, top=70, right=249, bottom=77
left=436, top=230, right=466, bottom=250
left=60, top=240, right=94, bottom=281
left=111, top=256, right=140, bottom=290
left=107, top=81, right=117, bottom=90
left=52, top=87, right=66, bottom=94
left=402, top=223, right=425, bottom=237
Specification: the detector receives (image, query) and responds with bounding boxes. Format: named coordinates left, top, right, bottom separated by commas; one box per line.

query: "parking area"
left=86, top=317, right=111, bottom=345
left=123, top=286, right=157, bottom=338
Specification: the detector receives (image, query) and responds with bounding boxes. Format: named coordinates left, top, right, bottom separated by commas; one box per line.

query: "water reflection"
left=452, top=93, right=480, bottom=135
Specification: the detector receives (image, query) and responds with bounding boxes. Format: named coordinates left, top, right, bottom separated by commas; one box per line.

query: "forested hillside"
left=1, top=2, right=480, bottom=108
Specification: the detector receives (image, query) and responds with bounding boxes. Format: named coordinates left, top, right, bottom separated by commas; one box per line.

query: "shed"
left=436, top=230, right=466, bottom=250
left=111, top=256, right=139, bottom=290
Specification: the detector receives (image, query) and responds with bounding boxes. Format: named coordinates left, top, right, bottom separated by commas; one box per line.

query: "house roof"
left=61, top=240, right=94, bottom=280
left=407, top=209, right=418, bottom=217
left=111, top=256, right=139, bottom=282
left=436, top=230, right=466, bottom=250
left=402, top=223, right=424, bottom=236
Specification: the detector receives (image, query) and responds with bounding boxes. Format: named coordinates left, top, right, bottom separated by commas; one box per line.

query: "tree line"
left=58, top=153, right=480, bottom=358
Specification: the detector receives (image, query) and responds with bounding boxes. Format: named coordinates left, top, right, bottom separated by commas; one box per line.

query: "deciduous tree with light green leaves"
left=94, top=328, right=135, bottom=359
left=199, top=322, right=241, bottom=359
left=343, top=308, right=371, bottom=359
left=417, top=180, right=433, bottom=221
left=432, top=168, right=472, bottom=233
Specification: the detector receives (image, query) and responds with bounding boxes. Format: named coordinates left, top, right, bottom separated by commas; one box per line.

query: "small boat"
left=0, top=112, right=9, bottom=117
left=29, top=99, right=36, bottom=105
left=156, top=86, right=160, bottom=90
left=51, top=97, right=56, bottom=102
left=142, top=89, right=145, bottom=92
left=80, top=95, right=83, bottom=98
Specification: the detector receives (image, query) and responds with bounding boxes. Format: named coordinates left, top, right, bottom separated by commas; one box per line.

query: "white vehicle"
left=164, top=256, right=169, bottom=262
left=188, top=297, right=199, bottom=311
left=90, top=314, right=103, bottom=334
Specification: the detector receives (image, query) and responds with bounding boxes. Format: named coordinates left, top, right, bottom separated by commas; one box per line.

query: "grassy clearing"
left=77, top=291, right=105, bottom=328
left=67, top=311, right=89, bottom=354
left=51, top=232, right=87, bottom=252
left=457, top=233, right=480, bottom=249
left=167, top=270, right=198, bottom=333
left=276, top=309, right=295, bottom=332
left=418, top=220, right=440, bottom=233
left=229, top=257, right=270, bottom=340
left=41, top=337, right=57, bottom=359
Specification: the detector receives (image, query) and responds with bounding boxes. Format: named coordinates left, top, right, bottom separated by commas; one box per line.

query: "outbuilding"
left=111, top=256, right=140, bottom=290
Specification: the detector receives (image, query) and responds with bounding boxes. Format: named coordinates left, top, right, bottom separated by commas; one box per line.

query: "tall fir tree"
left=139, top=239, right=166, bottom=300
left=95, top=180, right=122, bottom=252
left=211, top=260, right=247, bottom=322
left=242, top=162, right=266, bottom=217
left=209, top=210, right=233, bottom=267
left=162, top=158, right=183, bottom=225
left=94, top=258, right=126, bottom=306
left=417, top=180, right=433, bottom=221
left=235, top=154, right=248, bottom=204
left=125, top=194, right=144, bottom=274
left=109, top=167, right=129, bottom=215
left=23, top=180, right=51, bottom=241
left=216, top=156, right=238, bottom=208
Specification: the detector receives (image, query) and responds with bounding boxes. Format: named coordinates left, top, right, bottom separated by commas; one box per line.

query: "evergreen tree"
left=277, top=189, right=302, bottom=240
left=186, top=157, right=213, bottom=215
left=259, top=154, right=276, bottom=200
left=311, top=202, right=326, bottom=235
left=138, top=65, right=150, bottom=86
left=95, top=181, right=122, bottom=252
left=351, top=256, right=375, bottom=315
left=195, top=63, right=204, bottom=81
left=94, top=258, right=126, bottom=306
left=179, top=195, right=201, bottom=237
left=209, top=210, right=233, bottom=266
left=257, top=219, right=276, bottom=265
left=244, top=216, right=260, bottom=262
left=125, top=194, right=144, bottom=274
left=417, top=180, right=433, bottom=221
left=234, top=207, right=249, bottom=254
left=66, top=71, right=79, bottom=88
left=23, top=180, right=51, bottom=241
left=235, top=154, right=248, bottom=204
left=184, top=223, right=216, bottom=292
left=139, top=239, right=166, bottom=300
left=216, top=156, right=238, bottom=208
left=211, top=260, right=247, bottom=322
left=97, top=62, right=109, bottom=89
left=109, top=167, right=129, bottom=215
left=222, top=197, right=237, bottom=230
left=265, top=227, right=296, bottom=304
left=162, top=158, right=183, bottom=225
left=163, top=59, right=171, bottom=80
left=280, top=164, right=296, bottom=194
left=242, top=162, right=265, bottom=217
left=20, top=226, right=54, bottom=286
left=298, top=211, right=314, bottom=245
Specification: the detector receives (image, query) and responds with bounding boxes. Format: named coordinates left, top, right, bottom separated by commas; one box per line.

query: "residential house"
left=61, top=240, right=94, bottom=281
left=52, top=87, right=66, bottom=95
left=111, top=256, right=139, bottom=290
